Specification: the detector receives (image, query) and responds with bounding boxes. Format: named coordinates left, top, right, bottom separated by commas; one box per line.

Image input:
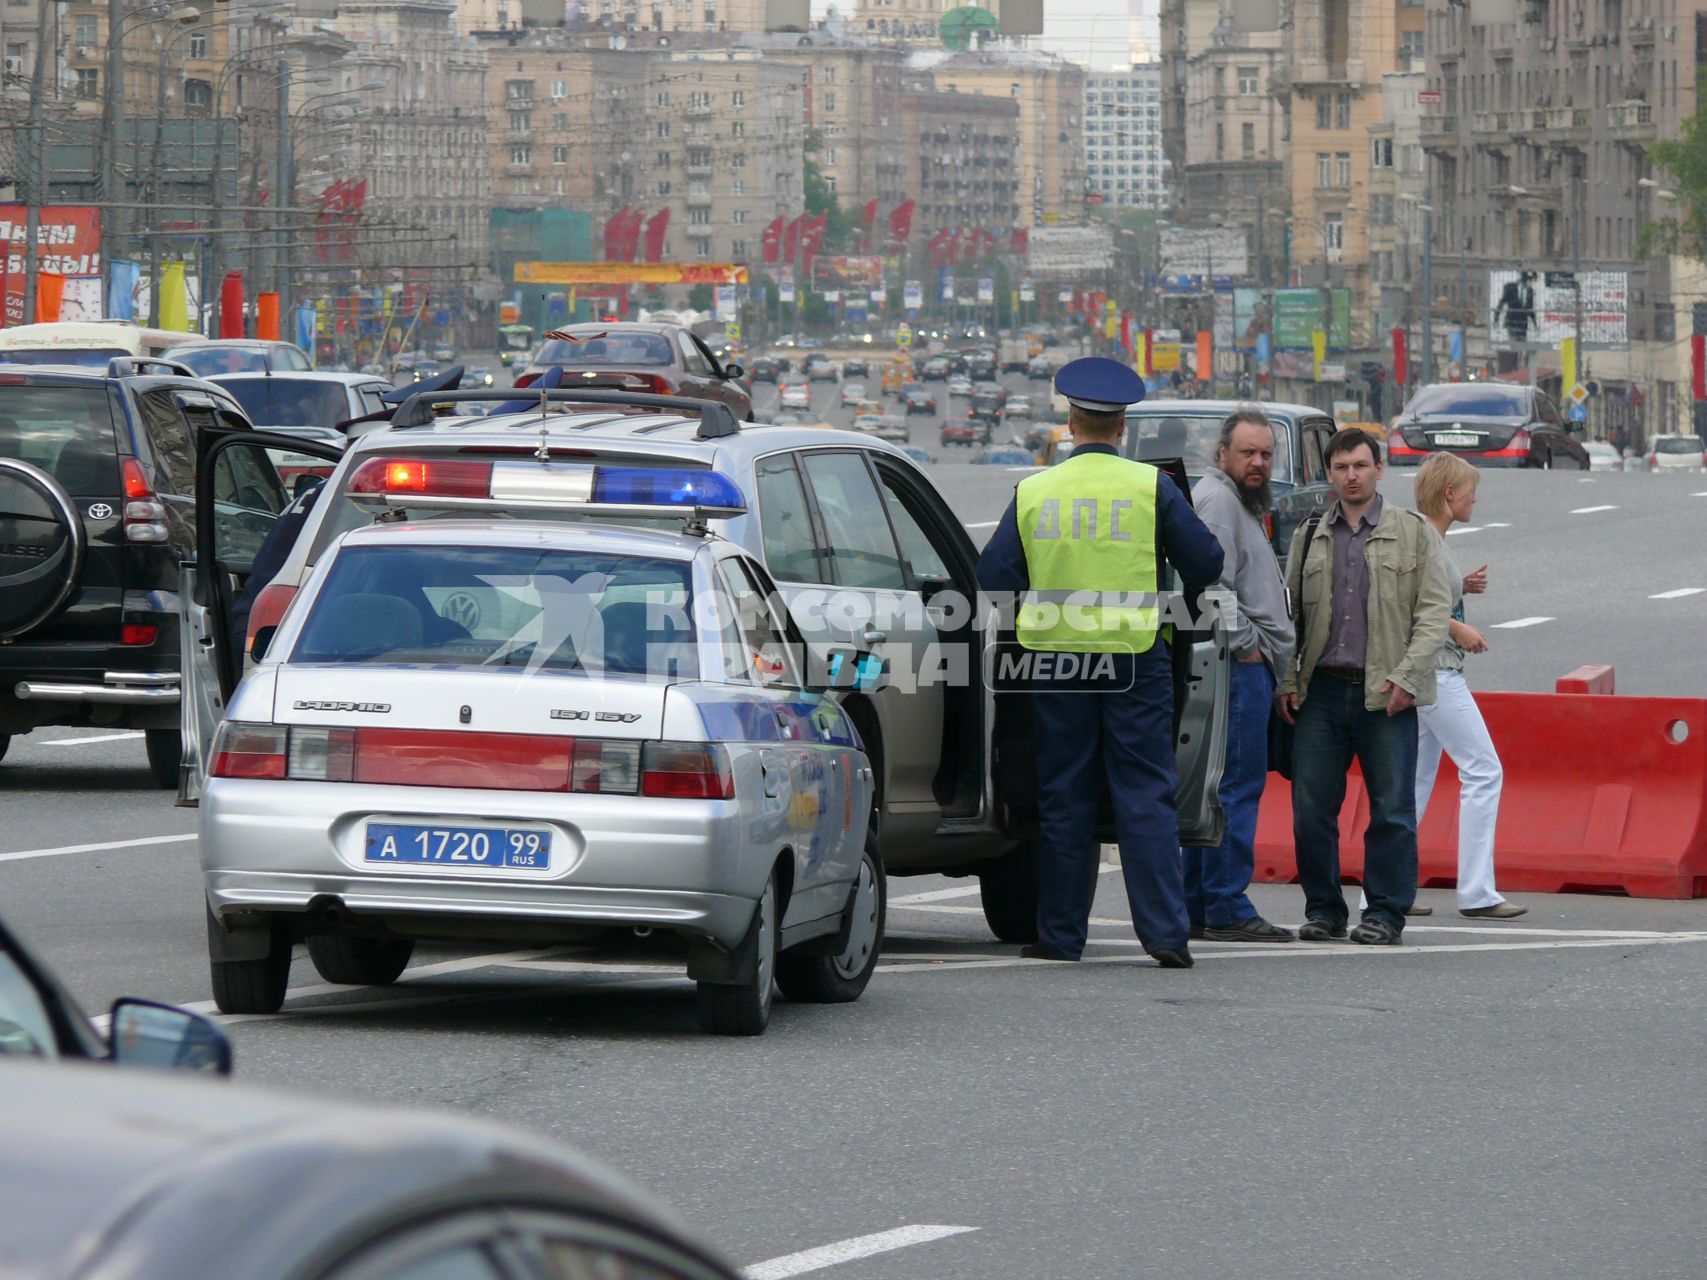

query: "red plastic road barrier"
left=1255, top=691, right=1707, bottom=899
left=1556, top=664, right=1616, bottom=695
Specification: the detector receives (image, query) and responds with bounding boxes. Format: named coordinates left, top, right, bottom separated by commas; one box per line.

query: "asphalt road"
left=3, top=350, right=1704, bottom=1280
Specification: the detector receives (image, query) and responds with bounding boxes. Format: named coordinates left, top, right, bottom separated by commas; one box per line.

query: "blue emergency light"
left=590, top=468, right=746, bottom=513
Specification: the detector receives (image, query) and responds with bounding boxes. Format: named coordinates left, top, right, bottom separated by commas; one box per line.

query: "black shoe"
left=1189, top=924, right=1206, bottom=941
left=1149, top=947, right=1194, bottom=969
left=1204, top=916, right=1297, bottom=943
left=1406, top=904, right=1434, bottom=917
left=1348, top=917, right=1402, bottom=946
left=1019, top=943, right=1079, bottom=962
left=1297, top=917, right=1348, bottom=942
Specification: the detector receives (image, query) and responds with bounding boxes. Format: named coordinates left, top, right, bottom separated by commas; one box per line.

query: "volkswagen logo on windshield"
left=86, top=503, right=115, bottom=520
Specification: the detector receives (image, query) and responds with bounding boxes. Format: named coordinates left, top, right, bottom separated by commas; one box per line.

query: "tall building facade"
left=903, top=86, right=1022, bottom=234
left=1419, top=0, right=1699, bottom=439
left=1084, top=61, right=1167, bottom=210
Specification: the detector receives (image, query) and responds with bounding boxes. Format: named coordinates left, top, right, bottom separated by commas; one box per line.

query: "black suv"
left=0, top=359, right=274, bottom=786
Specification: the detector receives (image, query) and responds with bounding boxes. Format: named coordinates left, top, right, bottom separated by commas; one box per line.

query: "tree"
left=1646, top=77, right=1707, bottom=258
left=687, top=283, right=715, bottom=312
left=802, top=130, right=860, bottom=255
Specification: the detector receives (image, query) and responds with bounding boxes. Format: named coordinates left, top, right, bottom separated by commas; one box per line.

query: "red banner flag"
left=783, top=215, right=802, bottom=263
left=219, top=273, right=245, bottom=338
left=256, top=292, right=280, bottom=342
left=603, top=207, right=630, bottom=261
left=1010, top=227, right=1029, bottom=255
left=644, top=208, right=670, bottom=262
left=762, top=216, right=784, bottom=265
left=623, top=208, right=646, bottom=262
left=35, top=271, right=64, bottom=324
left=1392, top=327, right=1408, bottom=386
left=862, top=198, right=878, bottom=228
left=888, top=199, right=915, bottom=246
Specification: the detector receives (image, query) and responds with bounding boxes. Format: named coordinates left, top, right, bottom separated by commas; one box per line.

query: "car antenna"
left=536, top=421, right=551, bottom=463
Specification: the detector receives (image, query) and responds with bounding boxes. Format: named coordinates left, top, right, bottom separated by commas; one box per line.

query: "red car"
left=940, top=419, right=980, bottom=447
left=513, top=322, right=753, bottom=420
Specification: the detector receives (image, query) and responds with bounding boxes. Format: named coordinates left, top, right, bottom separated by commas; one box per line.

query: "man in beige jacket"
left=1275, top=429, right=1452, bottom=945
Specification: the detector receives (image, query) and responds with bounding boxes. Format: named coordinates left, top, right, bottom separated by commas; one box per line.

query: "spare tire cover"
left=0, top=458, right=84, bottom=639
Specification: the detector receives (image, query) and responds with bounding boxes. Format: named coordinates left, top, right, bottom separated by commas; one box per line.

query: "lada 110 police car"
left=182, top=412, right=881, bottom=1036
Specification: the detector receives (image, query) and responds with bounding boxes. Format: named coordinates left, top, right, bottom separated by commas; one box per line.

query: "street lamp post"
left=1400, top=192, right=1435, bottom=384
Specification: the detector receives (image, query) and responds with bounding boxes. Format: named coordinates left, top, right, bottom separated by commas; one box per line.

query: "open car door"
left=177, top=417, right=344, bottom=806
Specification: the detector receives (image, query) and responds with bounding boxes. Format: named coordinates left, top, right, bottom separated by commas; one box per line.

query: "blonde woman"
left=1412, top=453, right=1525, bottom=919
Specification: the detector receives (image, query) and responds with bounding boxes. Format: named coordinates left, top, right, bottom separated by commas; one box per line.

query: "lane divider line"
left=1491, top=616, right=1555, bottom=629
left=1650, top=587, right=1706, bottom=600
left=41, top=732, right=145, bottom=746
left=0, top=832, right=194, bottom=865
left=744, top=1226, right=979, bottom=1280
left=1569, top=504, right=1617, bottom=514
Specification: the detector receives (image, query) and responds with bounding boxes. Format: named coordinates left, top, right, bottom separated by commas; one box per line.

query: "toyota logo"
left=87, top=503, right=115, bottom=520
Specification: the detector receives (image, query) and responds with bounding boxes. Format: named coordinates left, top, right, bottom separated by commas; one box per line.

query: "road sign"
left=1419, top=90, right=1442, bottom=106
left=896, top=323, right=912, bottom=349
left=1569, top=403, right=1588, bottom=422
left=1569, top=382, right=1590, bottom=405
left=724, top=321, right=741, bottom=344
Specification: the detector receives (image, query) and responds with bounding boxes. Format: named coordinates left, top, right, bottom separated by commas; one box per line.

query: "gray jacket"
left=1192, top=466, right=1294, bottom=675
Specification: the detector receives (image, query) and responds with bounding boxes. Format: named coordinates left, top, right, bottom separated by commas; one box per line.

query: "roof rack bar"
left=388, top=388, right=742, bottom=440
left=107, top=356, right=195, bottom=379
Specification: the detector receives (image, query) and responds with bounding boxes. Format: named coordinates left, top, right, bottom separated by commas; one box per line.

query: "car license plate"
left=364, top=823, right=550, bottom=870
left=1433, top=432, right=1480, bottom=447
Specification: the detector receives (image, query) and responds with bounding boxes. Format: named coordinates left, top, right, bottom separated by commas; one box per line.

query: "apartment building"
left=903, top=86, right=1022, bottom=235
left=765, top=41, right=909, bottom=209
left=1084, top=61, right=1167, bottom=210
left=1419, top=0, right=1698, bottom=439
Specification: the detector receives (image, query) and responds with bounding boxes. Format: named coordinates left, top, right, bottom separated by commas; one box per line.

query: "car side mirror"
left=109, top=998, right=233, bottom=1075
left=250, top=625, right=276, bottom=662
left=724, top=363, right=745, bottom=380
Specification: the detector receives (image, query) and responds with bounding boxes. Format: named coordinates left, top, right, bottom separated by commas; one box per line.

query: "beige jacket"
left=1277, top=500, right=1452, bottom=711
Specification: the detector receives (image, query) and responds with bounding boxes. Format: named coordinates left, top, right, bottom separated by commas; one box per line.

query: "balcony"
left=1628, top=15, right=1656, bottom=44
left=1419, top=113, right=1459, bottom=151
left=1545, top=106, right=1589, bottom=145
left=685, top=161, right=713, bottom=178
left=1472, top=111, right=1512, bottom=135
left=1607, top=99, right=1656, bottom=146
left=685, top=190, right=713, bottom=207
left=685, top=101, right=712, bottom=118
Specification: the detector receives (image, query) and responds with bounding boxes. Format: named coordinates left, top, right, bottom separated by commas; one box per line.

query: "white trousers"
left=1416, top=669, right=1506, bottom=909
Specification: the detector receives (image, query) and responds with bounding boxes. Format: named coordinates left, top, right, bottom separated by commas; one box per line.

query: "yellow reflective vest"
left=1015, top=451, right=1161, bottom=653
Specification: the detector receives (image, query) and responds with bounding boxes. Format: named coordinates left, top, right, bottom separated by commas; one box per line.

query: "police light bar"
left=387, top=387, right=742, bottom=440
left=346, top=456, right=747, bottom=522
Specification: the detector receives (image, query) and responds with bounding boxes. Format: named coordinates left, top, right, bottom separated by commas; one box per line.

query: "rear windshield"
left=293, top=544, right=697, bottom=678
left=168, top=347, right=272, bottom=376
left=219, top=379, right=351, bottom=429
left=0, top=347, right=128, bottom=368
left=534, top=332, right=675, bottom=367
left=1403, top=385, right=1527, bottom=418
left=0, top=385, right=120, bottom=493
left=1124, top=412, right=1297, bottom=485
left=1655, top=436, right=1704, bottom=454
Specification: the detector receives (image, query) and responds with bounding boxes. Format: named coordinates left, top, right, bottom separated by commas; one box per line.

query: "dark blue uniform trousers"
left=1031, top=648, right=1191, bottom=958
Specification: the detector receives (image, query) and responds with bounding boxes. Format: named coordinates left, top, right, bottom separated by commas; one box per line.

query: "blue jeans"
left=1032, top=649, right=1191, bottom=958
left=1291, top=675, right=1419, bottom=931
left=1185, top=658, right=1273, bottom=928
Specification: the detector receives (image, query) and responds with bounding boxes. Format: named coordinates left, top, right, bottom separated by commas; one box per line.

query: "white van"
left=0, top=321, right=189, bottom=368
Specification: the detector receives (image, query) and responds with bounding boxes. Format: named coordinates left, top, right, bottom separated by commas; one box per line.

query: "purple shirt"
left=1318, top=493, right=1383, bottom=671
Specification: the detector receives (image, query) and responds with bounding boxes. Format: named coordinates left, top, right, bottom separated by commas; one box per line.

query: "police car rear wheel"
left=144, top=729, right=181, bottom=790
left=209, top=928, right=292, bottom=1015
left=776, top=836, right=885, bottom=1003
left=696, top=875, right=777, bottom=1036
left=979, top=839, right=1041, bottom=944
left=307, top=934, right=415, bottom=986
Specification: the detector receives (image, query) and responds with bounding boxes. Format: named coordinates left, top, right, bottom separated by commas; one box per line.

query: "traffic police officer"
left=977, top=357, right=1224, bottom=968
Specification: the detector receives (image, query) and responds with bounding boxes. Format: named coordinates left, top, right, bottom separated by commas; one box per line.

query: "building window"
left=553, top=145, right=567, bottom=164
left=1317, top=151, right=1332, bottom=186
left=689, top=208, right=711, bottom=225
left=657, top=180, right=671, bottom=195
left=657, top=150, right=670, bottom=167
left=1325, top=212, right=1344, bottom=257
left=731, top=121, right=745, bottom=138
left=732, top=209, right=745, bottom=224
left=506, top=79, right=532, bottom=102
left=825, top=148, right=837, bottom=165
left=732, top=179, right=744, bottom=195
left=74, top=67, right=97, bottom=98
left=1335, top=91, right=1351, bottom=128
left=184, top=78, right=212, bottom=110
left=693, top=237, right=711, bottom=259
left=732, top=90, right=745, bottom=107
left=552, top=113, right=568, bottom=129
left=1241, top=121, right=1255, bottom=156
left=824, top=91, right=836, bottom=111
left=551, top=79, right=567, bottom=99
left=188, top=31, right=207, bottom=58
left=1400, top=30, right=1424, bottom=64
left=657, top=121, right=670, bottom=138
left=1335, top=151, right=1351, bottom=185
left=1315, top=94, right=1330, bottom=129
left=510, top=144, right=531, bottom=165
left=1237, top=65, right=1259, bottom=94
left=656, top=90, right=669, bottom=107
left=510, top=111, right=530, bottom=133
left=1371, top=137, right=1393, bottom=167
left=1215, top=122, right=1224, bottom=157
left=73, top=14, right=96, bottom=47
left=732, top=239, right=747, bottom=256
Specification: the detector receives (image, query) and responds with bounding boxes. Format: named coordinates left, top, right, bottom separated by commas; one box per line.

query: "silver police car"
left=187, top=455, right=877, bottom=1036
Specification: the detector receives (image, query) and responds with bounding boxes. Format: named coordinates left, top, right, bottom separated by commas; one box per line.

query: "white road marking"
left=1491, top=616, right=1555, bottom=629
left=1650, top=587, right=1706, bottom=600
left=1444, top=526, right=1483, bottom=535
left=1483, top=522, right=1513, bottom=528
left=41, top=731, right=144, bottom=746
left=1693, top=491, right=1707, bottom=497
left=1569, top=504, right=1617, bottom=514
left=962, top=520, right=999, bottom=529
left=745, top=1226, right=979, bottom=1280
left=1005, top=466, right=1041, bottom=473
left=0, top=832, right=194, bottom=865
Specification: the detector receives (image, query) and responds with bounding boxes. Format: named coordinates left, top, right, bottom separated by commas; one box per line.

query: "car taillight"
left=641, top=742, right=733, bottom=800
left=287, top=726, right=356, bottom=781
left=572, top=738, right=642, bottom=794
left=348, top=457, right=493, bottom=499
left=247, top=582, right=300, bottom=652
left=120, top=624, right=157, bottom=646
left=1648, top=454, right=1659, bottom=467
left=1508, top=430, right=1531, bottom=452
left=209, top=723, right=288, bottom=780
left=513, top=371, right=538, bottom=388
left=121, top=458, right=167, bottom=543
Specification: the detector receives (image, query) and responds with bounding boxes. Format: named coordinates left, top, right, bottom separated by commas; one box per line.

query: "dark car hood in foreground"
left=0, top=1059, right=733, bottom=1280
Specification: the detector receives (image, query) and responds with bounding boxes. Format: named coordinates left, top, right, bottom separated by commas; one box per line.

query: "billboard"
left=516, top=262, right=749, bottom=285
left=1232, top=286, right=1352, bottom=350
left=903, top=279, right=923, bottom=310
left=814, top=255, right=884, bottom=291
left=0, top=205, right=102, bottom=325
left=1159, top=225, right=1249, bottom=285
left=1487, top=269, right=1627, bottom=347
left=1028, top=225, right=1115, bottom=277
